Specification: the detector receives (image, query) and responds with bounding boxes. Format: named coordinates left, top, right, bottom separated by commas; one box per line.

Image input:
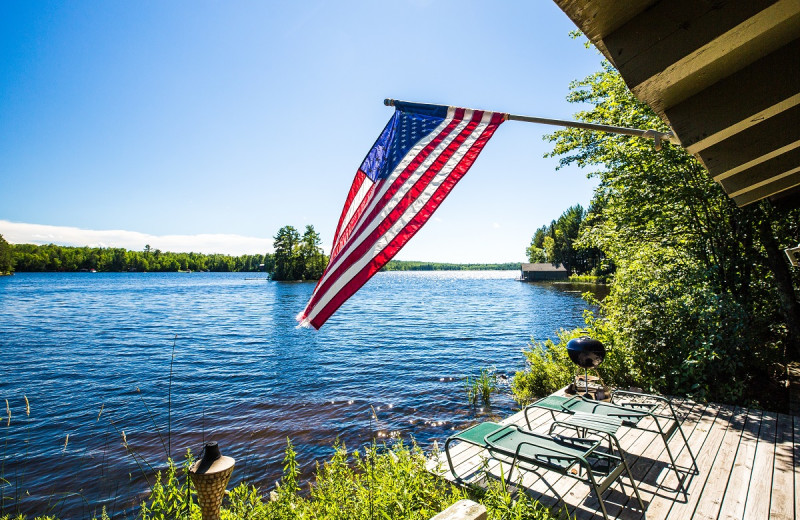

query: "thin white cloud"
left=492, top=222, right=501, bottom=229
left=0, top=220, right=272, bottom=256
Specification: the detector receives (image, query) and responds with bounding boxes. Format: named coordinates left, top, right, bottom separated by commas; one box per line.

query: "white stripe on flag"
left=338, top=179, right=373, bottom=242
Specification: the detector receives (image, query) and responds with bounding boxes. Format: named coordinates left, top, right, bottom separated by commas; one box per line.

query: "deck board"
left=656, top=405, right=737, bottom=520
left=428, top=392, right=798, bottom=520
left=579, top=399, right=703, bottom=520
left=612, top=402, right=717, bottom=520
left=743, top=411, right=778, bottom=519
left=769, top=413, right=795, bottom=520
left=717, top=409, right=764, bottom=520
left=794, top=415, right=800, bottom=520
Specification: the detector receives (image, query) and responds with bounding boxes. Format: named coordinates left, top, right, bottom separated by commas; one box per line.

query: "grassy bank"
left=565, top=274, right=603, bottom=284
left=384, top=260, right=520, bottom=271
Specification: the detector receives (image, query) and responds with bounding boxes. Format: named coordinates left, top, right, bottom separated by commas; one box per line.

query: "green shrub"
left=511, top=322, right=642, bottom=406
left=140, top=453, right=199, bottom=520
left=217, top=439, right=563, bottom=520
left=511, top=332, right=575, bottom=406
left=5, top=440, right=564, bottom=520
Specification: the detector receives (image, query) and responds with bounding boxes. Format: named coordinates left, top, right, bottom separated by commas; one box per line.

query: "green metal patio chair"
left=444, top=421, right=645, bottom=520
left=524, top=391, right=698, bottom=487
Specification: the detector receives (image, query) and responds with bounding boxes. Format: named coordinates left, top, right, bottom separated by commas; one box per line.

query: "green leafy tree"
left=300, top=225, right=328, bottom=280
left=526, top=228, right=548, bottom=263
left=272, top=226, right=302, bottom=281
left=0, top=234, right=13, bottom=274
left=537, top=58, right=800, bottom=403
left=526, top=205, right=602, bottom=274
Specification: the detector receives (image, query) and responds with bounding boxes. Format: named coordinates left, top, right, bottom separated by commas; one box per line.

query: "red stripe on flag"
left=331, top=170, right=369, bottom=248
left=306, top=112, right=500, bottom=328
left=331, top=174, right=376, bottom=259
left=337, top=117, right=463, bottom=257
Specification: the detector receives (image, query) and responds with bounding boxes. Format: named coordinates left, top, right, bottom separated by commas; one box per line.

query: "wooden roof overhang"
left=554, top=0, right=800, bottom=207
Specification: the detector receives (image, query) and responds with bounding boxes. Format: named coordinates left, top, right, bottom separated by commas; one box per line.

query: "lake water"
left=0, top=271, right=598, bottom=518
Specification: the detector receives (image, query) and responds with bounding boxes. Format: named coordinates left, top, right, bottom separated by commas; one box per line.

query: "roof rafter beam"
left=664, top=39, right=800, bottom=154
left=603, top=0, right=800, bottom=113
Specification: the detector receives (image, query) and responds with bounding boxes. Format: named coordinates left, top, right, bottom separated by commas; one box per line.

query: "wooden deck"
left=427, top=396, right=799, bottom=519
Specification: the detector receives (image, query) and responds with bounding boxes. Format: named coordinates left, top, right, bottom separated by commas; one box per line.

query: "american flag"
left=297, top=101, right=506, bottom=329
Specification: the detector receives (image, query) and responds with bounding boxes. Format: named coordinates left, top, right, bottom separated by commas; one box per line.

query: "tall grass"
left=465, top=367, right=498, bottom=406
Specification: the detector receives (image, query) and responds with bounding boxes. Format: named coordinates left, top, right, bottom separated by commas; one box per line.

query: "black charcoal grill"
left=566, top=336, right=606, bottom=398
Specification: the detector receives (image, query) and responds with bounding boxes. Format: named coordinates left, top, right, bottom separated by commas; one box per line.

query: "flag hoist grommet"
left=296, top=100, right=507, bottom=329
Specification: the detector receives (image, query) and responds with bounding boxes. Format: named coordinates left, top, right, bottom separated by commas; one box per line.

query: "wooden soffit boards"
left=554, top=0, right=800, bottom=207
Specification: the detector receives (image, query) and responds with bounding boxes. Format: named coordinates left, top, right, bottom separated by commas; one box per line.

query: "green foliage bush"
left=0, top=234, right=13, bottom=275
left=140, top=453, right=198, bottom=520
left=521, top=52, right=800, bottom=408
left=511, top=333, right=574, bottom=406
left=137, top=439, right=563, bottom=520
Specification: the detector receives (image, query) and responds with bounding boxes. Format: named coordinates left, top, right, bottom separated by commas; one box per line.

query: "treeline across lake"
left=9, top=242, right=274, bottom=273
left=1, top=230, right=522, bottom=277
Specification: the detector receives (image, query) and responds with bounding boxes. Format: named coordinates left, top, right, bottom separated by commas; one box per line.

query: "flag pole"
left=383, top=98, right=679, bottom=151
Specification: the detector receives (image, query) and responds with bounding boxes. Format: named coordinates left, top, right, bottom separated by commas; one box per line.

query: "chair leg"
left=444, top=438, right=459, bottom=481
left=505, top=457, right=517, bottom=485
left=667, top=402, right=698, bottom=474
left=621, top=452, right=646, bottom=518
left=676, top=420, right=698, bottom=474
left=586, top=468, right=611, bottom=520
left=660, top=432, right=686, bottom=491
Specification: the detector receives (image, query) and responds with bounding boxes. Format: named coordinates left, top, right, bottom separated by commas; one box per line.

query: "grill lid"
left=566, top=336, right=605, bottom=368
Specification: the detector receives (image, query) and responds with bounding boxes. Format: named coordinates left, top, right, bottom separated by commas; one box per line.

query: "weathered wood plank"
left=703, top=103, right=800, bottom=180
left=666, top=39, right=800, bottom=153
left=575, top=398, right=702, bottom=520
left=604, top=0, right=777, bottom=87
left=656, top=406, right=739, bottom=520
left=722, top=146, right=800, bottom=195
left=688, top=408, right=752, bottom=520
left=742, top=411, right=778, bottom=519
left=626, top=0, right=800, bottom=113
left=732, top=167, right=800, bottom=207
left=714, top=409, right=764, bottom=520
left=794, top=415, right=800, bottom=520
left=567, top=400, right=698, bottom=519
left=553, top=422, right=650, bottom=519
left=768, top=413, right=794, bottom=520
left=610, top=401, right=713, bottom=520
left=428, top=394, right=800, bottom=520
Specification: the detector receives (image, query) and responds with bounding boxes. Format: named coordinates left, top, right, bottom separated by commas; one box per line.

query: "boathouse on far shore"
left=520, top=263, right=568, bottom=281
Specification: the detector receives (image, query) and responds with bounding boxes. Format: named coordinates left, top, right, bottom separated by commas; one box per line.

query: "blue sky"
left=0, top=1, right=603, bottom=263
